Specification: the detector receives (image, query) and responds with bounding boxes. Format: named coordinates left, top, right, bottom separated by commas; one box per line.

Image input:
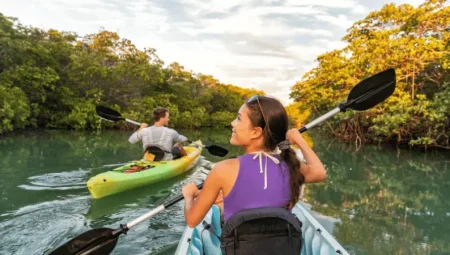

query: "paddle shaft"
left=100, top=117, right=141, bottom=127
left=122, top=182, right=204, bottom=230
left=58, top=68, right=394, bottom=255
left=121, top=121, right=206, bottom=149
left=106, top=107, right=336, bottom=138
left=298, top=99, right=356, bottom=133
left=116, top=119, right=205, bottom=148
left=122, top=120, right=206, bottom=149
left=122, top=119, right=208, bottom=150
left=187, top=140, right=209, bottom=149
left=299, top=107, right=341, bottom=133
left=126, top=119, right=141, bottom=126
left=298, top=70, right=396, bottom=133
left=122, top=119, right=203, bottom=148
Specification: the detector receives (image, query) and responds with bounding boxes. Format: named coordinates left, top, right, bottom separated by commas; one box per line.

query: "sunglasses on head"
left=247, top=95, right=259, bottom=103
left=247, top=95, right=269, bottom=129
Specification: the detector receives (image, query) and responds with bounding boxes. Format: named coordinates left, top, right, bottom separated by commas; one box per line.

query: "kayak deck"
left=175, top=202, right=349, bottom=255
left=87, top=140, right=202, bottom=199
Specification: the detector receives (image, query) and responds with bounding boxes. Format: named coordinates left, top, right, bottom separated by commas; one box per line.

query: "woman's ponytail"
left=280, top=146, right=305, bottom=208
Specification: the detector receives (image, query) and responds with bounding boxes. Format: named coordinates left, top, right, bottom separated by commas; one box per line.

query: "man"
left=128, top=107, right=188, bottom=161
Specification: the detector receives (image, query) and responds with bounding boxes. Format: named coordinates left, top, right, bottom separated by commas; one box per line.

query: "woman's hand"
left=286, top=129, right=326, bottom=183
left=182, top=161, right=226, bottom=227
left=286, top=128, right=305, bottom=143
left=182, top=183, right=201, bottom=200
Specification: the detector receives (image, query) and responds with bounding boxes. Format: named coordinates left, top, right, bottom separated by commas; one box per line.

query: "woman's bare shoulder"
left=209, top=158, right=239, bottom=177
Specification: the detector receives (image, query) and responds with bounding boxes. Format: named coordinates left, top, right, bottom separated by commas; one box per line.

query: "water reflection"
left=304, top=135, right=450, bottom=254
left=0, top=129, right=448, bottom=255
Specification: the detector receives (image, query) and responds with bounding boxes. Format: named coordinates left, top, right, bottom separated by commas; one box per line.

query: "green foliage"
left=0, top=85, right=30, bottom=133
left=0, top=12, right=261, bottom=133
left=290, top=0, right=450, bottom=148
left=63, top=99, right=100, bottom=130
left=125, top=96, right=158, bottom=124
left=210, top=111, right=235, bottom=127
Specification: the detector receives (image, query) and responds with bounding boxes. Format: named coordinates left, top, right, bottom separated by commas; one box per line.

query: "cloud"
left=285, top=0, right=367, bottom=14
left=175, top=7, right=331, bottom=38
left=0, top=0, right=422, bottom=105
left=315, top=14, right=355, bottom=29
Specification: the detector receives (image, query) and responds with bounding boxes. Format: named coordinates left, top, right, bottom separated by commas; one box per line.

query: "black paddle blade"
left=205, top=145, right=228, bottom=157
left=96, top=106, right=124, bottom=122
left=49, top=228, right=118, bottom=255
left=206, top=145, right=228, bottom=157
left=188, top=140, right=229, bottom=157
left=345, top=68, right=396, bottom=111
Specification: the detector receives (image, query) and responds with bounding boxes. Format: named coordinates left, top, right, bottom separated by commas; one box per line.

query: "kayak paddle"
left=187, top=140, right=229, bottom=158
left=48, top=182, right=204, bottom=255
left=95, top=106, right=229, bottom=157
left=50, top=68, right=396, bottom=255
left=299, top=68, right=396, bottom=133
left=95, top=106, right=141, bottom=126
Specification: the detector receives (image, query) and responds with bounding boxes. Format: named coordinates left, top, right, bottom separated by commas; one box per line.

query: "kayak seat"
left=189, top=232, right=203, bottom=255
left=220, top=207, right=303, bottom=255
left=187, top=205, right=222, bottom=255
left=200, top=205, right=222, bottom=255
left=210, top=205, right=222, bottom=236
left=200, top=222, right=221, bottom=255
left=144, top=146, right=166, bottom=161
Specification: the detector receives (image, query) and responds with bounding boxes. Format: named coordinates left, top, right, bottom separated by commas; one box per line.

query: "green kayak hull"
left=87, top=140, right=203, bottom=199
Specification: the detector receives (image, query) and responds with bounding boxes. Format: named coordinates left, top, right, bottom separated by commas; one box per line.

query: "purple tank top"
left=223, top=153, right=291, bottom=221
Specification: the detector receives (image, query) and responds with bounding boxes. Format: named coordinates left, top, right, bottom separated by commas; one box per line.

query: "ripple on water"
left=95, top=173, right=208, bottom=255
left=1, top=163, right=212, bottom=255
left=0, top=196, right=91, bottom=255
left=18, top=169, right=89, bottom=191
left=100, top=162, right=128, bottom=168
left=108, top=201, right=189, bottom=255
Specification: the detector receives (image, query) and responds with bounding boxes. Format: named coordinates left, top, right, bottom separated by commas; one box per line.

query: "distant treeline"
left=0, top=13, right=264, bottom=133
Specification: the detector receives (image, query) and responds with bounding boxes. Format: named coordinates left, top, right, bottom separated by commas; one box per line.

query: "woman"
left=182, top=95, right=326, bottom=227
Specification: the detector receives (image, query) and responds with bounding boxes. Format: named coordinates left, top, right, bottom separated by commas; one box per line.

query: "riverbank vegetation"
left=290, top=0, right=449, bottom=149
left=0, top=13, right=263, bottom=133
left=1, top=0, right=448, bottom=149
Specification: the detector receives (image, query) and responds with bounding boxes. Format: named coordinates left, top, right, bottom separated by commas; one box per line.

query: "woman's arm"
left=182, top=161, right=226, bottom=227
left=286, top=129, right=326, bottom=183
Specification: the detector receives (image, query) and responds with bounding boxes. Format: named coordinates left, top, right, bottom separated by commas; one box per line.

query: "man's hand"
left=138, top=123, right=148, bottom=130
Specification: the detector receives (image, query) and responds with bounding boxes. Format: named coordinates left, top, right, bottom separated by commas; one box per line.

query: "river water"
left=0, top=129, right=448, bottom=254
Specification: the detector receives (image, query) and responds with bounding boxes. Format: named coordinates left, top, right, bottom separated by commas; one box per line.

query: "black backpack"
left=220, top=207, right=303, bottom=255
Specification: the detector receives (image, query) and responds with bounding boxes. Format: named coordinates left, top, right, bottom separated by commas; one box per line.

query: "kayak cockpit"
left=175, top=202, right=350, bottom=255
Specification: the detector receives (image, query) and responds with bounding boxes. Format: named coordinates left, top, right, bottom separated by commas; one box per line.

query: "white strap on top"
left=251, top=151, right=280, bottom=190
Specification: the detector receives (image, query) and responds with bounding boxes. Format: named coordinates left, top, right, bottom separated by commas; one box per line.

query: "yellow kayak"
left=87, top=140, right=203, bottom=199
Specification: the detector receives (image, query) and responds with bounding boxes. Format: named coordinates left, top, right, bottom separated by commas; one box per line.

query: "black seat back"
left=220, top=207, right=303, bottom=255
left=145, top=146, right=166, bottom=161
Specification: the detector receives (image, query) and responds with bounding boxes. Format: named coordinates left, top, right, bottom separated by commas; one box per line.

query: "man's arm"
left=128, top=123, right=148, bottom=144
left=172, top=129, right=188, bottom=143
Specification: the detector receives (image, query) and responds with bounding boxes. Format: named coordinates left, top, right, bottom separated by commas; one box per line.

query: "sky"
left=0, top=0, right=424, bottom=105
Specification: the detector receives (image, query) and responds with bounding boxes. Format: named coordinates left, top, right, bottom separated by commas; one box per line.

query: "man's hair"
left=153, top=107, right=169, bottom=122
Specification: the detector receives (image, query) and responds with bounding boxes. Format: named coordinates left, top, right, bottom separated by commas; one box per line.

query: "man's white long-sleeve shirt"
left=128, top=125, right=188, bottom=160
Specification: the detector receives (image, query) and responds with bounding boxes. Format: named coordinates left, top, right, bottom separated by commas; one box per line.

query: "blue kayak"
left=175, top=203, right=349, bottom=255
